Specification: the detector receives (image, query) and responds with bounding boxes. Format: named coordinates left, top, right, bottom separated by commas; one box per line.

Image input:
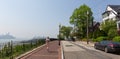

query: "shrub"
left=82, top=38, right=87, bottom=41
left=93, top=36, right=107, bottom=42
left=93, top=29, right=107, bottom=39
left=113, top=36, right=120, bottom=42
left=108, top=28, right=118, bottom=39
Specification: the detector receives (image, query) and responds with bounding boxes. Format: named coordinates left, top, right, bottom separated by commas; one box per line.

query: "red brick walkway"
left=19, top=40, right=60, bottom=59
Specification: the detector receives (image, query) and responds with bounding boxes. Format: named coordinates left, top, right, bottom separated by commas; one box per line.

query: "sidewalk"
left=61, top=41, right=86, bottom=59
left=17, top=40, right=60, bottom=59
left=76, top=41, right=94, bottom=47
left=61, top=41, right=95, bottom=59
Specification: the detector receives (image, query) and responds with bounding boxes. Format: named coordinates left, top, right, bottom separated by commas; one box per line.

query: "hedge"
left=113, top=36, right=120, bottom=42
left=93, top=36, right=108, bottom=42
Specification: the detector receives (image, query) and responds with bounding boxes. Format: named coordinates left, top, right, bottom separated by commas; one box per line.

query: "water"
left=0, top=38, right=30, bottom=49
left=0, top=38, right=30, bottom=43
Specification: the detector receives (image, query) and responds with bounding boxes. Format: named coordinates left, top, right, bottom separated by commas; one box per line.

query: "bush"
left=93, top=29, right=107, bottom=39
left=113, top=36, right=120, bottom=42
left=108, top=28, right=118, bottom=39
left=82, top=38, right=87, bottom=41
left=93, top=36, right=107, bottom=42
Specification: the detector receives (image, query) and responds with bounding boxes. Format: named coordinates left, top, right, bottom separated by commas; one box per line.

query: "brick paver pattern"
left=20, top=41, right=59, bottom=59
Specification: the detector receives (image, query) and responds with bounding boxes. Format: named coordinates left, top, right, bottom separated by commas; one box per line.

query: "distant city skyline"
left=0, top=0, right=120, bottom=38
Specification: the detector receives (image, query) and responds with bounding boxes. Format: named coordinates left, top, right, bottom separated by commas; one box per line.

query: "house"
left=88, top=21, right=100, bottom=34
left=102, top=5, right=120, bottom=30
left=92, top=22, right=100, bottom=32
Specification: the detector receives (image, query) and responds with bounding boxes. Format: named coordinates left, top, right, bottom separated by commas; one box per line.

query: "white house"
left=102, top=5, right=120, bottom=30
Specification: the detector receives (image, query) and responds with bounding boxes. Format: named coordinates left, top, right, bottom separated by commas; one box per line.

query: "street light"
left=58, top=24, right=61, bottom=46
left=74, top=20, right=77, bottom=39
left=87, top=11, right=89, bottom=44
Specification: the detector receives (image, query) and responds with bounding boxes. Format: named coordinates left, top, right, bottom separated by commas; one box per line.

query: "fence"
left=0, top=39, right=45, bottom=59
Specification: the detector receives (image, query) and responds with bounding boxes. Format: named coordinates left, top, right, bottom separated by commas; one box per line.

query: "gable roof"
left=108, top=5, right=120, bottom=13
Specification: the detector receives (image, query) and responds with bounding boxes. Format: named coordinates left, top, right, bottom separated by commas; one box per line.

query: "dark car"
left=94, top=40, right=120, bottom=53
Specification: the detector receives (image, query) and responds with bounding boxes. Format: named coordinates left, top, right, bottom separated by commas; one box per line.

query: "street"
left=62, top=41, right=120, bottom=59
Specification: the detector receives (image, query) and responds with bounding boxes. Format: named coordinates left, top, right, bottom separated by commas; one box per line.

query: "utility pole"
left=87, top=11, right=89, bottom=44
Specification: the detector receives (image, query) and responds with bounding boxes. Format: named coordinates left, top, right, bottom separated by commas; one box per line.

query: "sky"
left=0, top=0, right=120, bottom=39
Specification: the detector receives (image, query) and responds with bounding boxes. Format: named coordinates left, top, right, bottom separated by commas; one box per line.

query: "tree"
left=100, top=20, right=118, bottom=39
left=59, top=26, right=72, bottom=39
left=70, top=4, right=94, bottom=39
left=100, top=20, right=117, bottom=34
left=92, top=29, right=107, bottom=39
left=108, top=28, right=118, bottom=39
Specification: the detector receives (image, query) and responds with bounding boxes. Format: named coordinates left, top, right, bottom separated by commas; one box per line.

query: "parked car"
left=94, top=40, right=120, bottom=53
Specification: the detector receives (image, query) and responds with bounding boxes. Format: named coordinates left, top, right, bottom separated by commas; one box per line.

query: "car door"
left=96, top=41, right=103, bottom=49
left=99, top=41, right=106, bottom=50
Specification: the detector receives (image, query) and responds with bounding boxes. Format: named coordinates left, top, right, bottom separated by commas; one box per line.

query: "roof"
left=108, top=5, right=120, bottom=13
left=102, top=11, right=111, bottom=15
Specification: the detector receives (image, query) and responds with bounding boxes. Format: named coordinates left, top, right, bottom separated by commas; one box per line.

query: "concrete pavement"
left=61, top=41, right=86, bottom=59
left=61, top=41, right=120, bottom=59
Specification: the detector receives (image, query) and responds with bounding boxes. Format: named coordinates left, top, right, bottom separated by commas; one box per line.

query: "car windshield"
left=100, top=41, right=111, bottom=44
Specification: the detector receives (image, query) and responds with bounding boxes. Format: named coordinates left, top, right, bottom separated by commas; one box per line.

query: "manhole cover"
left=65, top=45, right=73, bottom=47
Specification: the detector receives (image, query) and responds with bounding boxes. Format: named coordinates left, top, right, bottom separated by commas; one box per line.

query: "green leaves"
left=59, top=26, right=72, bottom=39
left=100, top=20, right=117, bottom=38
left=69, top=4, right=94, bottom=39
left=113, top=36, right=120, bottom=42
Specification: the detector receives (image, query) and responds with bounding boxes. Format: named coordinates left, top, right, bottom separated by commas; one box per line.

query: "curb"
left=15, top=44, right=45, bottom=59
left=80, top=41, right=94, bottom=47
left=61, top=41, right=64, bottom=59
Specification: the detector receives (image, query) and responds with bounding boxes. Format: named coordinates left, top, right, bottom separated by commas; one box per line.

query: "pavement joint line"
left=15, top=44, right=46, bottom=59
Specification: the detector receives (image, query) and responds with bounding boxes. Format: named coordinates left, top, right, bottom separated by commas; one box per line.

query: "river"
left=0, top=38, right=30, bottom=49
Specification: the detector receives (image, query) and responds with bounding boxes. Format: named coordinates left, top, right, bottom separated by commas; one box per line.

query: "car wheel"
left=105, top=47, right=109, bottom=53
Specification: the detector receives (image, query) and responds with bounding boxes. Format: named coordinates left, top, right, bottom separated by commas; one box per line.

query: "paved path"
left=19, top=40, right=60, bottom=59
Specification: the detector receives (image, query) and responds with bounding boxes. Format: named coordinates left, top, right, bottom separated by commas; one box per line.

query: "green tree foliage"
left=93, top=29, right=107, bottom=39
left=100, top=20, right=118, bottom=39
left=93, top=36, right=108, bottom=42
left=100, top=20, right=117, bottom=35
left=60, top=26, right=72, bottom=39
left=108, top=28, right=118, bottom=39
left=70, top=4, right=94, bottom=38
left=113, top=36, right=120, bottom=42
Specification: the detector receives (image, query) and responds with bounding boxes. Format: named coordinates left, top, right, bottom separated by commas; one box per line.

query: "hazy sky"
left=0, top=0, right=119, bottom=38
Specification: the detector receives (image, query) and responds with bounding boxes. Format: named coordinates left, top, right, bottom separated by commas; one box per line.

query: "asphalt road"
left=63, top=41, right=120, bottom=59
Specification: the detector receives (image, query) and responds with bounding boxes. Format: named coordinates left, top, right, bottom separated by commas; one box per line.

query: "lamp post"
left=58, top=24, right=61, bottom=46
left=87, top=11, right=89, bottom=44
left=74, top=20, right=77, bottom=39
